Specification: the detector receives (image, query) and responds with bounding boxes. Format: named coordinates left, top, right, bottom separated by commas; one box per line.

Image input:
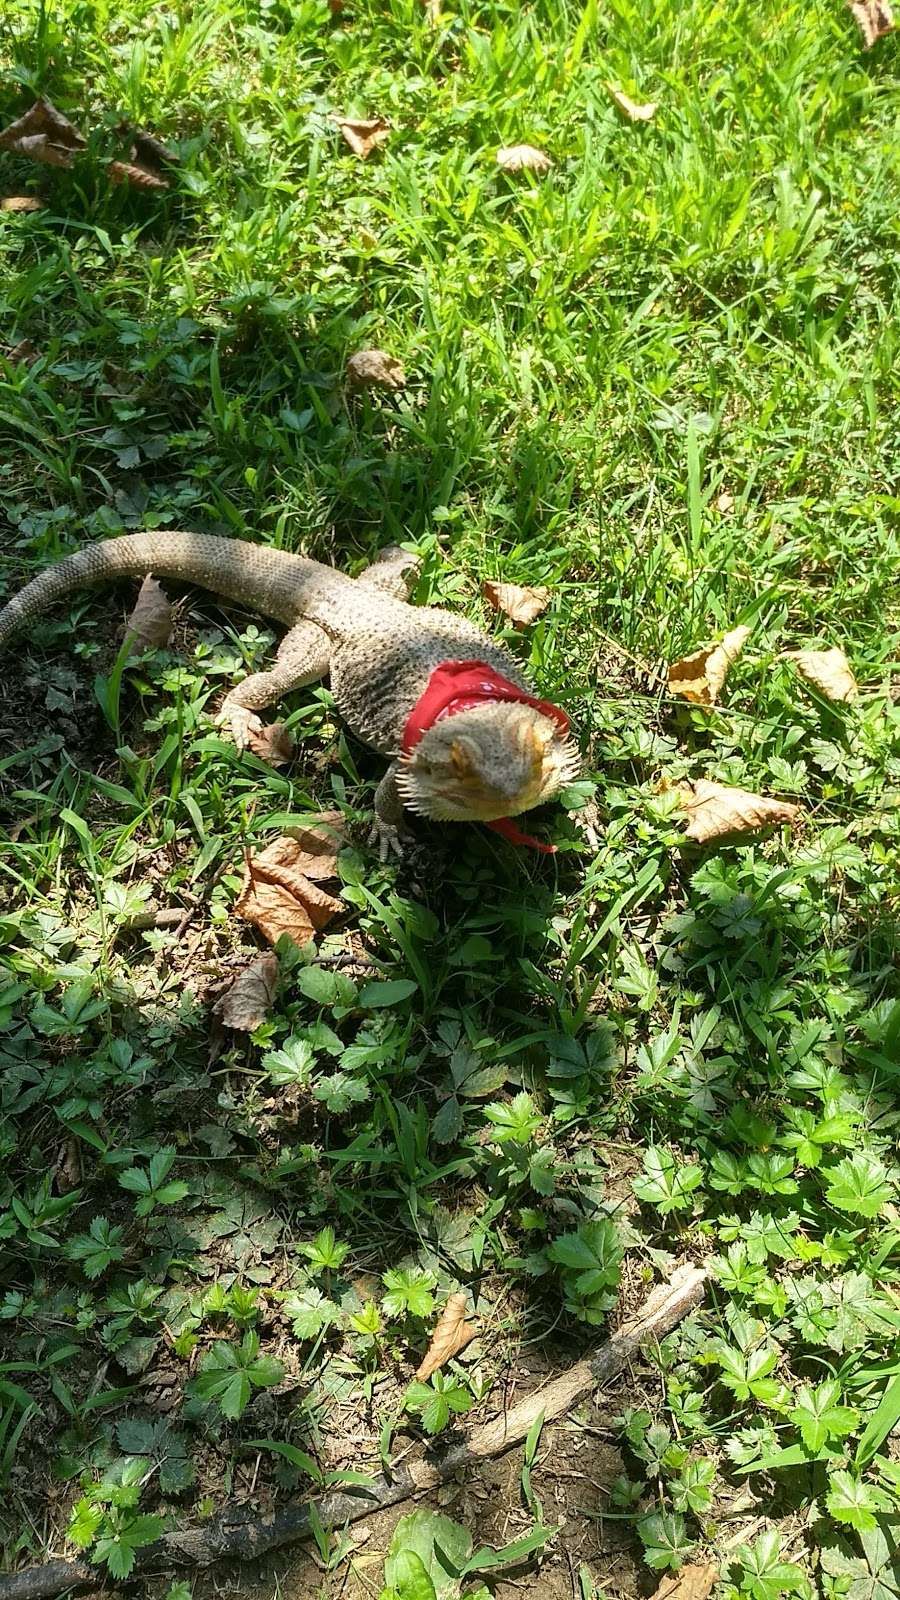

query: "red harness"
left=401, top=660, right=570, bottom=853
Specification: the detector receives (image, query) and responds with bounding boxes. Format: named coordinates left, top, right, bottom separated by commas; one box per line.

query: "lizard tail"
left=0, top=530, right=315, bottom=646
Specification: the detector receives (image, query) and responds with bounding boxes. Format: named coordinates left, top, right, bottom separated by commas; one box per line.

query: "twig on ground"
left=0, top=1262, right=707, bottom=1600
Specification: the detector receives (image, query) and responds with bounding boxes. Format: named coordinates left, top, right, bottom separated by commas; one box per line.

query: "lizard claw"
left=216, top=701, right=264, bottom=751
left=368, top=819, right=407, bottom=862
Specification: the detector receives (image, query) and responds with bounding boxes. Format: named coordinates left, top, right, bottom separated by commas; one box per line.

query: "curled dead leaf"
left=108, top=158, right=169, bottom=191
left=335, top=117, right=391, bottom=158
left=1, top=195, right=44, bottom=211
left=0, top=97, right=85, bottom=168
left=668, top=625, right=751, bottom=706
left=283, top=811, right=349, bottom=878
left=125, top=574, right=173, bottom=650
left=415, top=1292, right=478, bottom=1380
left=2, top=340, right=38, bottom=365
left=346, top=348, right=406, bottom=389
left=677, top=779, right=800, bottom=844
left=783, top=647, right=858, bottom=704
left=215, top=952, right=280, bottom=1031
left=496, top=144, right=552, bottom=173
left=607, top=85, right=658, bottom=122
left=715, top=490, right=734, bottom=514
left=483, top=580, right=551, bottom=628
left=649, top=1564, right=719, bottom=1600
left=235, top=836, right=344, bottom=947
left=848, top=0, right=895, bottom=46
left=246, top=722, right=297, bottom=767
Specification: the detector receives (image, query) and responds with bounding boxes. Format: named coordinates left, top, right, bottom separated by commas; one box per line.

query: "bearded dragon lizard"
left=0, top=532, right=578, bottom=855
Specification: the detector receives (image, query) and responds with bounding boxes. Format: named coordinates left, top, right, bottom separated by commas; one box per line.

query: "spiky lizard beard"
left=396, top=701, right=581, bottom=823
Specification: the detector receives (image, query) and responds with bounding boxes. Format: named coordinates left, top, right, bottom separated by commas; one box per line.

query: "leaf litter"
left=848, top=0, right=895, bottom=47
left=783, top=646, right=858, bottom=704
left=482, top=580, right=550, bottom=627
left=335, top=116, right=391, bottom=158
left=215, top=952, right=280, bottom=1032
left=677, top=779, right=800, bottom=844
left=124, top=574, right=174, bottom=650
left=0, top=97, right=176, bottom=190
left=495, top=144, right=552, bottom=173
left=245, top=722, right=297, bottom=766
left=649, top=1565, right=719, bottom=1600
left=606, top=85, right=658, bottom=122
left=346, top=348, right=406, bottom=389
left=668, top=625, right=751, bottom=705
left=415, top=1293, right=479, bottom=1380
left=234, top=831, right=345, bottom=947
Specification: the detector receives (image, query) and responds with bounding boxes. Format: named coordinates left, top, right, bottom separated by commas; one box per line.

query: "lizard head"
left=396, top=701, right=580, bottom=822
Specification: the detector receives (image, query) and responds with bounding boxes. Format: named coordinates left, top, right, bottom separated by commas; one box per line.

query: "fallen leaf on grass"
left=848, top=0, right=895, bottom=47
left=483, top=580, right=551, bottom=627
left=783, top=647, right=858, bottom=704
left=125, top=574, right=173, bottom=650
left=0, top=98, right=175, bottom=190
left=283, top=811, right=349, bottom=878
left=496, top=144, right=552, bottom=173
left=677, top=779, right=799, bottom=844
left=0, top=97, right=85, bottom=168
left=415, top=1293, right=478, bottom=1380
left=335, top=117, right=391, bottom=158
left=246, top=722, right=297, bottom=766
left=2, top=340, right=38, bottom=365
left=668, top=625, right=751, bottom=706
left=346, top=348, right=406, bottom=389
left=649, top=1564, right=719, bottom=1600
left=108, top=158, right=169, bottom=191
left=607, top=85, right=658, bottom=122
left=215, top=952, right=280, bottom=1031
left=1, top=195, right=43, bottom=211
left=715, top=490, right=734, bottom=514
left=235, top=836, right=344, bottom=947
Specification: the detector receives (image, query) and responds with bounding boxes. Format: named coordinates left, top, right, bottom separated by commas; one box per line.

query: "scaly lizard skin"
left=0, top=532, right=578, bottom=853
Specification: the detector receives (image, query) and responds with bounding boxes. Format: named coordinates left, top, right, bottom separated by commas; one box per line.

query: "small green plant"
left=546, top=1219, right=623, bottom=1324
left=403, top=1372, right=474, bottom=1436
left=67, top=1457, right=164, bottom=1579
left=118, top=1147, right=189, bottom=1217
left=186, top=1332, right=283, bottom=1420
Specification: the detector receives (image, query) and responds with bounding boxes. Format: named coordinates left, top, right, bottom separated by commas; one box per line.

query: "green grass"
left=2, top=0, right=900, bottom=1593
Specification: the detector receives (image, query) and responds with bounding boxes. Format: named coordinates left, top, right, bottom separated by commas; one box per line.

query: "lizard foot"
left=215, top=701, right=264, bottom=751
left=367, top=819, right=407, bottom=863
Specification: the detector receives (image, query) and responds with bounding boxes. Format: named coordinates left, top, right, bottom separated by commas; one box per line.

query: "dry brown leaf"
left=283, top=811, right=349, bottom=878
left=2, top=340, right=38, bottom=365
left=108, top=158, right=169, bottom=191
left=215, top=952, right=280, bottom=1031
left=649, top=1563, right=719, bottom=1600
left=848, top=0, right=895, bottom=46
left=607, top=85, right=658, bottom=122
left=482, top=580, right=551, bottom=628
left=246, top=722, right=297, bottom=766
left=1, top=195, right=44, bottom=211
left=415, top=1293, right=478, bottom=1380
left=496, top=144, right=552, bottom=173
left=678, top=779, right=800, bottom=844
left=0, top=97, right=85, bottom=168
left=235, top=836, right=344, bottom=947
left=346, top=348, right=406, bottom=389
left=336, top=117, right=391, bottom=158
left=668, top=625, right=751, bottom=706
left=783, top=647, right=858, bottom=704
left=715, top=490, right=734, bottom=514
left=125, top=574, right=173, bottom=650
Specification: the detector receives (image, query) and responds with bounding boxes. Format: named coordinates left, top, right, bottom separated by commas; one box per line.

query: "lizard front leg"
left=356, top=546, right=421, bottom=601
left=370, top=761, right=409, bottom=861
left=217, top=621, right=332, bottom=748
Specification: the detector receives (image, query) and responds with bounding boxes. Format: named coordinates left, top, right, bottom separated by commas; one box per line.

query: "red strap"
left=402, top=660, right=569, bottom=853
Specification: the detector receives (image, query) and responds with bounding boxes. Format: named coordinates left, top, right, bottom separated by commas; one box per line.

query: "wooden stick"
left=0, top=1262, right=707, bottom=1600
